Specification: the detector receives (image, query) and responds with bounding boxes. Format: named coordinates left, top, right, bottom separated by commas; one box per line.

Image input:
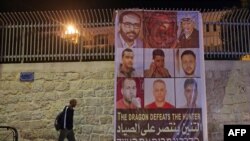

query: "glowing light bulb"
left=65, top=24, right=79, bottom=35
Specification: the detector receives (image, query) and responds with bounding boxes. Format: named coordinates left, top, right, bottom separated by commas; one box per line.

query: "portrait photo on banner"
left=175, top=78, right=202, bottom=108
left=144, top=78, right=175, bottom=109
left=176, top=12, right=200, bottom=48
left=115, top=10, right=144, bottom=48
left=143, top=11, right=177, bottom=48
left=175, top=48, right=200, bottom=78
left=116, top=77, right=144, bottom=109
left=144, top=48, right=175, bottom=78
left=116, top=48, right=144, bottom=77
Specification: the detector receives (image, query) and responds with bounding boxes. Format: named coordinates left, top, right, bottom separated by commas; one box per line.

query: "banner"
left=114, top=10, right=207, bottom=141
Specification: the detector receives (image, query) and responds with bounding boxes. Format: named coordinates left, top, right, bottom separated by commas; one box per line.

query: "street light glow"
left=65, top=24, right=79, bottom=35
left=63, top=24, right=80, bottom=44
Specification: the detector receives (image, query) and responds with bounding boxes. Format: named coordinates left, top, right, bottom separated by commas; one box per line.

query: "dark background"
left=0, top=0, right=246, bottom=12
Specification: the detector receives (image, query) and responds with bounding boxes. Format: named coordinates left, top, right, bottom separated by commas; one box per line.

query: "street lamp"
left=63, top=24, right=80, bottom=44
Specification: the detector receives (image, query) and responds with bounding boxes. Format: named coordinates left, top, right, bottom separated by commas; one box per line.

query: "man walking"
left=58, top=99, right=77, bottom=141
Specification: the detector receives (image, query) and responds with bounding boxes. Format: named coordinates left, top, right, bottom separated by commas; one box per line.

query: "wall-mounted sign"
left=20, top=72, right=34, bottom=82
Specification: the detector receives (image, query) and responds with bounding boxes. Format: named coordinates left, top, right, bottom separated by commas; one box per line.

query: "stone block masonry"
left=1, top=61, right=250, bottom=141
left=0, top=62, right=114, bottom=141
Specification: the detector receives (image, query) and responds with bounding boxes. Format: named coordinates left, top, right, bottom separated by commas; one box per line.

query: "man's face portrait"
left=181, top=20, right=195, bottom=35
left=120, top=13, right=141, bottom=43
left=122, top=51, right=134, bottom=69
left=153, top=81, right=166, bottom=103
left=154, top=55, right=165, bottom=68
left=184, top=84, right=198, bottom=105
left=181, top=54, right=196, bottom=76
left=121, top=79, right=137, bottom=103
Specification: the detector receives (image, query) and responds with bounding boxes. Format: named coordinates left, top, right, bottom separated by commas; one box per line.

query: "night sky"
left=0, top=0, right=243, bottom=12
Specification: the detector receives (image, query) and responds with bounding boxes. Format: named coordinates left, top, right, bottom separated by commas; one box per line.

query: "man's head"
left=181, top=16, right=195, bottom=35
left=69, top=99, right=77, bottom=108
left=152, top=49, right=165, bottom=68
left=181, top=50, right=196, bottom=76
left=153, top=79, right=167, bottom=103
left=121, top=78, right=137, bottom=103
left=184, top=78, right=198, bottom=107
left=119, top=11, right=141, bottom=43
left=121, top=48, right=134, bottom=70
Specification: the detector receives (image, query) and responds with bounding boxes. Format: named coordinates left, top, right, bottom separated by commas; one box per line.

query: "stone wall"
left=0, top=62, right=114, bottom=141
left=205, top=61, right=250, bottom=141
left=0, top=61, right=250, bottom=141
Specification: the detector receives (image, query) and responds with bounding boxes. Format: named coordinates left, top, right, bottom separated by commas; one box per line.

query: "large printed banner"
left=114, top=10, right=207, bottom=141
